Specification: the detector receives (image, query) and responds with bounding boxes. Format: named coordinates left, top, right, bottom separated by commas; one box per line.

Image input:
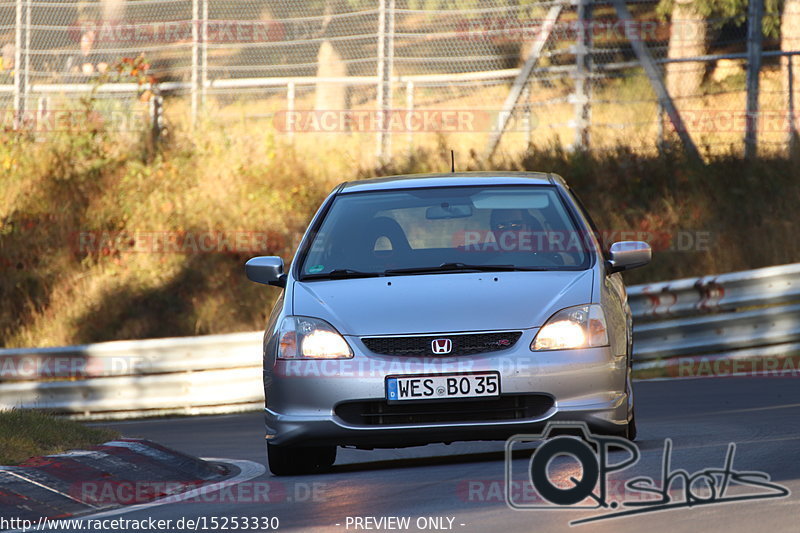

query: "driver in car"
left=490, top=208, right=544, bottom=253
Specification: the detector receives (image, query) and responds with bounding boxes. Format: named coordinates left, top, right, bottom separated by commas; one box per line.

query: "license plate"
left=386, top=372, right=500, bottom=402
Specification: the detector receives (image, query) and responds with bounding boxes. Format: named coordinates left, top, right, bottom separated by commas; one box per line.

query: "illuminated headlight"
left=531, top=304, right=609, bottom=351
left=277, top=316, right=353, bottom=359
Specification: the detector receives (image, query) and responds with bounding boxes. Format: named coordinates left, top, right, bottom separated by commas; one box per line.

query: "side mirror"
left=607, top=241, right=651, bottom=273
left=246, top=256, right=287, bottom=288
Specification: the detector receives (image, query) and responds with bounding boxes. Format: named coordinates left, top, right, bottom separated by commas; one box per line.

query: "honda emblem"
left=431, top=338, right=453, bottom=355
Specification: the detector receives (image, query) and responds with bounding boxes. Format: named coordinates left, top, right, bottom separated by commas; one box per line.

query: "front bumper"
left=264, top=332, right=629, bottom=447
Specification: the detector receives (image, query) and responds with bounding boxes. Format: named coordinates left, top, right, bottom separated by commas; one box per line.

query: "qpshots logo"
left=504, top=422, right=790, bottom=526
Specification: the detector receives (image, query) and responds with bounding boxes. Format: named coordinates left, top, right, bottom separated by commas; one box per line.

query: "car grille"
left=361, top=331, right=523, bottom=357
left=334, top=395, right=554, bottom=426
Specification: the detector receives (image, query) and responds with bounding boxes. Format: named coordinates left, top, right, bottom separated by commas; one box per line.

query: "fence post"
left=485, top=3, right=563, bottom=159
left=611, top=0, right=701, bottom=163
left=657, top=100, right=665, bottom=154
left=13, top=0, right=21, bottom=122
left=201, top=0, right=208, bottom=110
left=149, top=88, right=163, bottom=147
left=406, top=80, right=414, bottom=155
left=744, top=0, right=764, bottom=160
left=36, top=95, right=47, bottom=126
left=24, top=0, right=29, bottom=105
left=376, top=0, right=395, bottom=161
left=13, top=0, right=28, bottom=125
left=191, top=0, right=199, bottom=129
left=522, top=84, right=531, bottom=147
left=572, top=0, right=592, bottom=150
left=287, top=81, right=295, bottom=142
left=787, top=53, right=797, bottom=154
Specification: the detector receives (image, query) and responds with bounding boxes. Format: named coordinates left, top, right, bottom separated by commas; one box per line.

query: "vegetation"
left=1, top=107, right=799, bottom=349
left=0, top=409, right=119, bottom=466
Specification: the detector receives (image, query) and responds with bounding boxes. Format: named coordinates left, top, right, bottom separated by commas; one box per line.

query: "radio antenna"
left=451, top=150, right=455, bottom=173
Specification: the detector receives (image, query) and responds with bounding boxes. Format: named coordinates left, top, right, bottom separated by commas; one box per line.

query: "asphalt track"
left=77, top=377, right=799, bottom=533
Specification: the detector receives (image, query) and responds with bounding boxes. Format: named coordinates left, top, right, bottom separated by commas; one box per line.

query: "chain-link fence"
left=0, top=0, right=796, bottom=161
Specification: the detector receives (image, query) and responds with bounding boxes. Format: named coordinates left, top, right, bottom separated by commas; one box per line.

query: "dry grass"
left=1, top=83, right=799, bottom=348
left=0, top=409, right=119, bottom=466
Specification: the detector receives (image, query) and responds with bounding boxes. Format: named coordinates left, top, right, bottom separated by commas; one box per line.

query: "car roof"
left=339, top=171, right=562, bottom=194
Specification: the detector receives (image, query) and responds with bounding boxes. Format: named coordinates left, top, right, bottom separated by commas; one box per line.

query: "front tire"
left=626, top=409, right=637, bottom=441
left=604, top=357, right=637, bottom=441
left=623, top=344, right=637, bottom=441
left=267, top=443, right=337, bottom=476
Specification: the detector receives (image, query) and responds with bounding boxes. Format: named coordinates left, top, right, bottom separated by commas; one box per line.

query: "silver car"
left=246, top=172, right=651, bottom=476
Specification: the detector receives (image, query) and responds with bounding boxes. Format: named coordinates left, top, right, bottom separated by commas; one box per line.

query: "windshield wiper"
left=384, top=263, right=546, bottom=275
left=301, top=269, right=383, bottom=281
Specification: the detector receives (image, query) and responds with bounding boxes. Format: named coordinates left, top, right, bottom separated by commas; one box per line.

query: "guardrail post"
left=744, top=0, right=764, bottom=160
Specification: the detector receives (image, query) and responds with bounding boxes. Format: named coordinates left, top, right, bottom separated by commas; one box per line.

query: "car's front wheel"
left=606, top=361, right=637, bottom=441
left=267, top=443, right=337, bottom=476
left=624, top=408, right=637, bottom=441
left=623, top=344, right=637, bottom=441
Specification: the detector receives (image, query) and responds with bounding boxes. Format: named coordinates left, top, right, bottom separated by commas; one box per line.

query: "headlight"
left=277, top=316, right=353, bottom=359
left=531, top=304, right=609, bottom=351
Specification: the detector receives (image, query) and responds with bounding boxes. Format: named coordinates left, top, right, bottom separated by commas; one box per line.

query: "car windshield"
left=298, top=185, right=594, bottom=279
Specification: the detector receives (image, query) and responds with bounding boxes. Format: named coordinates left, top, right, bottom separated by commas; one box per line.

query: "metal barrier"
left=0, top=332, right=264, bottom=420
left=628, top=263, right=800, bottom=359
left=2, top=263, right=799, bottom=419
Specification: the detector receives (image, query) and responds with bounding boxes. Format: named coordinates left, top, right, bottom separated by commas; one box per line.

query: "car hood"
left=292, top=270, right=594, bottom=336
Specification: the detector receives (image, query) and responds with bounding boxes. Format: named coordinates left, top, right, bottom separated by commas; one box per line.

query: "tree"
left=781, top=0, right=800, bottom=145
left=657, top=0, right=781, bottom=102
left=662, top=0, right=707, bottom=100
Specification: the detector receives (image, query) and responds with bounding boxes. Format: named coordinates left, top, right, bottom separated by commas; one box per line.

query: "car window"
left=299, top=185, right=593, bottom=277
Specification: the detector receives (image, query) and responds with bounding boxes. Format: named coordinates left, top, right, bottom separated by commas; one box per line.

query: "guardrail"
left=628, top=263, right=800, bottom=360
left=0, top=332, right=264, bottom=420
left=2, top=263, right=799, bottom=419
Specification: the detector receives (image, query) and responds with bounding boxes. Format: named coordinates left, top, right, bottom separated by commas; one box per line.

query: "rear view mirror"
left=607, top=241, right=651, bottom=273
left=246, top=256, right=287, bottom=288
left=426, top=203, right=473, bottom=219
